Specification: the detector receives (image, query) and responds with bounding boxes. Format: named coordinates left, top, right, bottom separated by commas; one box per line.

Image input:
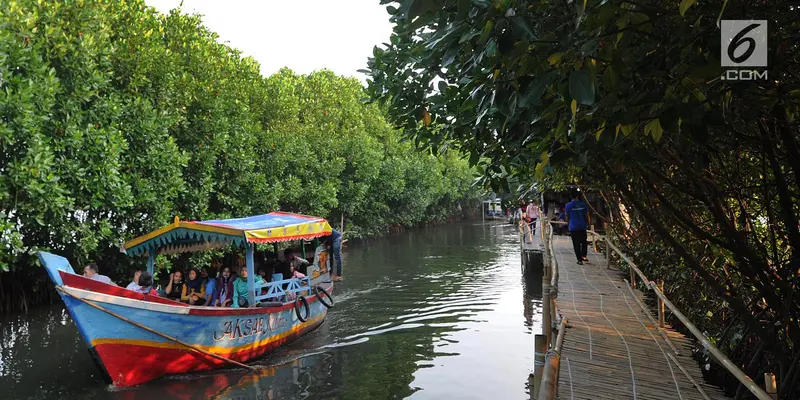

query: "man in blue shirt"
left=564, top=191, right=589, bottom=265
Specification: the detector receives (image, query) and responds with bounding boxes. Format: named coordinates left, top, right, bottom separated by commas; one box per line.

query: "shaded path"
left=552, top=235, right=728, bottom=400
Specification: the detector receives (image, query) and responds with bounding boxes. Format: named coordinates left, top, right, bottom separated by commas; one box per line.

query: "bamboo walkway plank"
left=551, top=235, right=729, bottom=400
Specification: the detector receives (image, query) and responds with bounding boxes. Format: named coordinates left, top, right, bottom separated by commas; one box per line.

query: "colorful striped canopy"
left=122, top=212, right=333, bottom=256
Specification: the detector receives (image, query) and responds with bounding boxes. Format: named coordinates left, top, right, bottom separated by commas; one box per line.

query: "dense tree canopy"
left=0, top=0, right=481, bottom=312
left=368, top=0, right=800, bottom=398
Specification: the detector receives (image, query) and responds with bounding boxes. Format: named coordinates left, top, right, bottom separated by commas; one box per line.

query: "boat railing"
left=254, top=276, right=312, bottom=303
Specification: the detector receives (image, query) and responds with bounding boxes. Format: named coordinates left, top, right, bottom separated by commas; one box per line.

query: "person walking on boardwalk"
left=564, top=191, right=589, bottom=265
left=525, top=200, right=540, bottom=235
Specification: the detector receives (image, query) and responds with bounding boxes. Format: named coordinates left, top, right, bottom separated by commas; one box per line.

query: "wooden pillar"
left=542, top=225, right=552, bottom=347
left=542, top=282, right=551, bottom=346
left=246, top=243, right=256, bottom=307
left=533, top=334, right=546, bottom=399
left=146, top=251, right=155, bottom=276
left=607, top=229, right=614, bottom=269
left=657, top=279, right=665, bottom=328
left=590, top=224, right=596, bottom=253
left=630, top=266, right=636, bottom=289
left=764, top=373, right=777, bottom=400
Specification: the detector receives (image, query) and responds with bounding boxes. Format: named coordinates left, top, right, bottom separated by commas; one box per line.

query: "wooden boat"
left=39, top=212, right=336, bottom=388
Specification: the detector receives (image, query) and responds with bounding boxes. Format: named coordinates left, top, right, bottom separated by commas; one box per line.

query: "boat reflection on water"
left=113, top=351, right=331, bottom=400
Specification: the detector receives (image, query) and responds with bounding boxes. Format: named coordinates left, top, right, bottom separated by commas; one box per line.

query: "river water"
left=1, top=222, right=544, bottom=400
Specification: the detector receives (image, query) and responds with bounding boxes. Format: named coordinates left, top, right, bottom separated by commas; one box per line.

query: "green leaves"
left=645, top=119, right=664, bottom=142
left=0, top=0, right=481, bottom=289
left=679, top=0, right=696, bottom=16
left=510, top=16, right=536, bottom=40
left=569, top=70, right=595, bottom=105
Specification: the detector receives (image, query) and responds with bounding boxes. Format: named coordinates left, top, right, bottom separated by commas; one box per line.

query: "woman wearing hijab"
left=182, top=267, right=206, bottom=305
left=214, top=267, right=235, bottom=307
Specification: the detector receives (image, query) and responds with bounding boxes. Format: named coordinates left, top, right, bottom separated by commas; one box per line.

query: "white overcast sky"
left=145, top=0, right=394, bottom=81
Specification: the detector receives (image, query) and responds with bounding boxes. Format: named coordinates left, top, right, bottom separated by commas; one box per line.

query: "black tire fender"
left=315, top=286, right=334, bottom=308
left=294, top=296, right=310, bottom=322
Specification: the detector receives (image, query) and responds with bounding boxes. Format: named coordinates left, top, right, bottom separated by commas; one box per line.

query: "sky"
left=145, top=0, right=394, bottom=81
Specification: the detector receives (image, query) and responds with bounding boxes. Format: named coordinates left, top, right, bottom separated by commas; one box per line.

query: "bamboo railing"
left=587, top=229, right=776, bottom=400
left=530, top=222, right=777, bottom=400
left=533, top=220, right=567, bottom=400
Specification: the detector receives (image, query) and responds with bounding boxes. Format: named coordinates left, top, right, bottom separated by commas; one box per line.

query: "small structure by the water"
left=482, top=195, right=504, bottom=221
left=39, top=212, right=336, bottom=388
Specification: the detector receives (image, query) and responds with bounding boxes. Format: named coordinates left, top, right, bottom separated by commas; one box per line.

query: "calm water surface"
left=1, top=222, right=544, bottom=399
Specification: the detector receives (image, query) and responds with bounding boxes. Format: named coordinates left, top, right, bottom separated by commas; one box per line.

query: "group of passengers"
left=82, top=229, right=344, bottom=307
left=161, top=248, right=313, bottom=307
left=115, top=248, right=319, bottom=307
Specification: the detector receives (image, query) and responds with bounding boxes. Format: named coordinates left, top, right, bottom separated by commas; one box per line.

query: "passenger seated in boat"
left=232, top=265, right=265, bottom=308
left=135, top=272, right=159, bottom=296
left=204, top=267, right=217, bottom=305
left=287, top=265, right=307, bottom=301
left=200, top=267, right=210, bottom=285
left=214, top=267, right=234, bottom=307
left=125, top=269, right=143, bottom=291
left=164, top=270, right=185, bottom=302
left=284, top=249, right=310, bottom=276
left=83, top=262, right=116, bottom=286
left=183, top=268, right=206, bottom=306
left=257, top=268, right=272, bottom=295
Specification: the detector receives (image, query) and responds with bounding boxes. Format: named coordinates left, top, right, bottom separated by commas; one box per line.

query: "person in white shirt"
left=525, top=200, right=540, bottom=235
left=83, top=263, right=116, bottom=286
left=125, top=269, right=143, bottom=291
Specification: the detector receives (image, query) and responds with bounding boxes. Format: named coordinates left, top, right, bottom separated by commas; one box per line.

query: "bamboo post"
left=607, top=229, right=614, bottom=269
left=657, top=279, right=665, bottom=328
left=533, top=334, right=546, bottom=399
left=590, top=224, right=596, bottom=253
left=764, top=373, right=777, bottom=399
left=542, top=282, right=551, bottom=347
left=537, top=318, right=567, bottom=400
left=630, top=266, right=636, bottom=289
left=542, top=223, right=552, bottom=347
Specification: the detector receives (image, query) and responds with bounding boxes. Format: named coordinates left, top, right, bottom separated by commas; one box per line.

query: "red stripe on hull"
left=61, top=270, right=333, bottom=316
left=60, top=271, right=187, bottom=307
left=94, top=319, right=324, bottom=388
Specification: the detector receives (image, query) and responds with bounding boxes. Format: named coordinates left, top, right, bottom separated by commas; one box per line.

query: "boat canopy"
left=122, top=212, right=333, bottom=257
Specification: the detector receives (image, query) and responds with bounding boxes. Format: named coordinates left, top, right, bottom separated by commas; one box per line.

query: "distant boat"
left=40, top=212, right=336, bottom=388
left=482, top=199, right=505, bottom=220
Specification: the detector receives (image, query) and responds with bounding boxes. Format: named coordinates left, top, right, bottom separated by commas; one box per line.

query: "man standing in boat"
left=328, top=229, right=343, bottom=281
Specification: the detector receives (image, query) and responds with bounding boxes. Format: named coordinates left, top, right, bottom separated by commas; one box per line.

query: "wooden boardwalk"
left=551, top=234, right=728, bottom=400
